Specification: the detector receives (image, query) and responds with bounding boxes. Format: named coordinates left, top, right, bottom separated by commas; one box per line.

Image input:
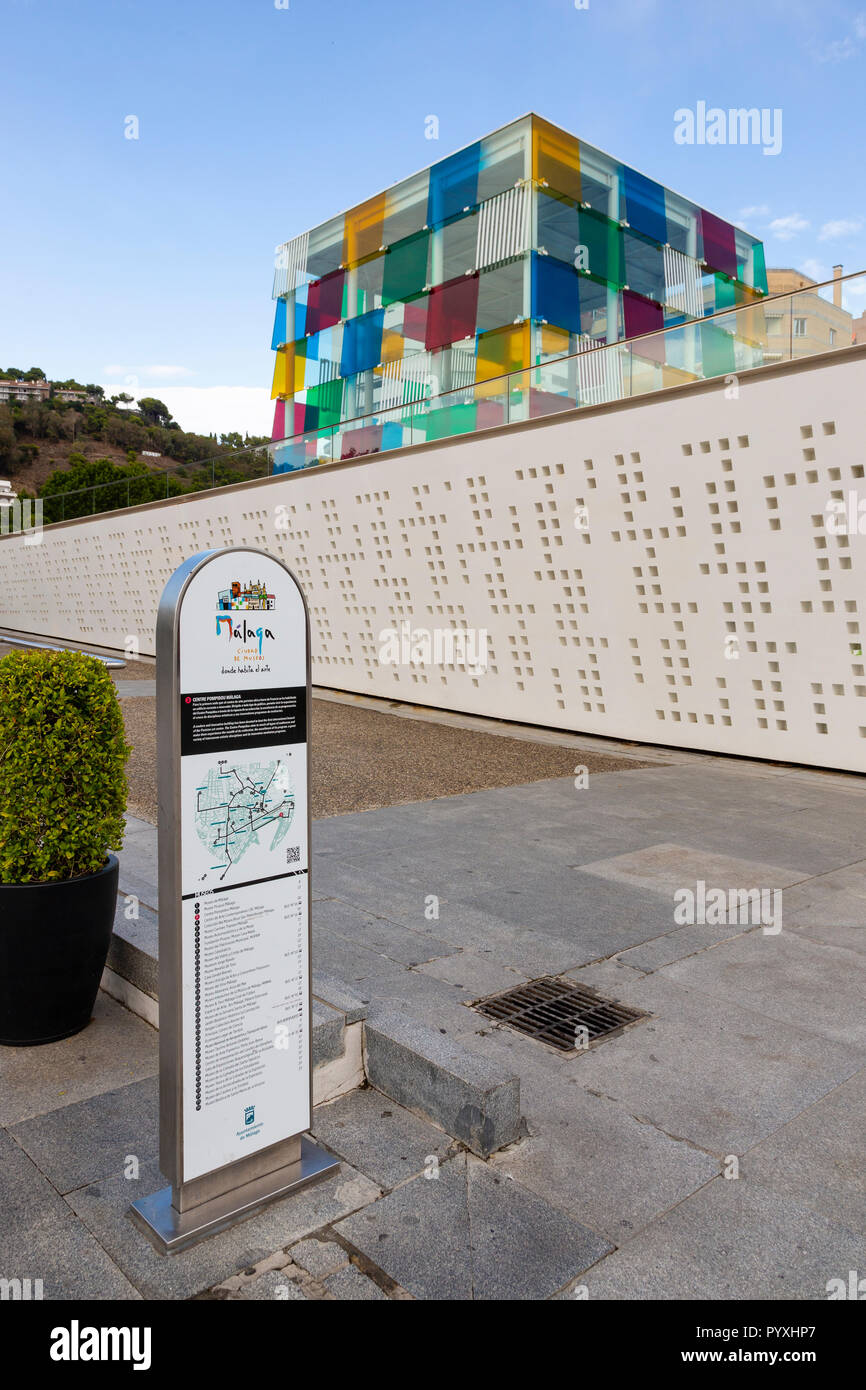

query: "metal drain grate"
left=475, top=976, right=646, bottom=1053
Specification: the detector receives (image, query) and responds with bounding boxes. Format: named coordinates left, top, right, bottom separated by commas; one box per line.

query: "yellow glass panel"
left=291, top=343, right=305, bottom=394
left=377, top=330, right=404, bottom=369
left=270, top=348, right=289, bottom=399
left=541, top=325, right=570, bottom=357
left=345, top=192, right=387, bottom=266
left=532, top=116, right=581, bottom=203
left=475, top=323, right=530, bottom=396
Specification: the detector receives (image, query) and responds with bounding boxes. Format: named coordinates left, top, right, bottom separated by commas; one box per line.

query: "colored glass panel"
left=382, top=229, right=430, bottom=305
left=712, top=274, right=737, bottom=313
left=382, top=167, right=429, bottom=248
left=623, top=166, right=667, bottom=245
left=346, top=193, right=386, bottom=265
left=476, top=120, right=530, bottom=202
left=427, top=401, right=477, bottom=440
left=341, top=309, right=385, bottom=377
left=292, top=284, right=308, bottom=339
left=537, top=192, right=582, bottom=267
left=532, top=116, right=581, bottom=203
left=427, top=143, right=481, bottom=227
left=700, top=210, right=737, bottom=278
left=341, top=423, right=383, bottom=459
left=439, top=211, right=479, bottom=283
left=476, top=258, right=525, bottom=333
left=624, top=231, right=665, bottom=304
left=271, top=399, right=285, bottom=441
left=402, top=298, right=428, bottom=347
left=475, top=323, right=530, bottom=395
left=623, top=290, right=664, bottom=348
left=270, top=349, right=289, bottom=399
left=271, top=298, right=288, bottom=350
left=578, top=208, right=624, bottom=287
left=425, top=274, right=480, bottom=351
left=305, top=268, right=346, bottom=335
left=353, top=253, right=385, bottom=316
left=700, top=320, right=736, bottom=378
left=752, top=242, right=768, bottom=295
left=306, top=378, right=343, bottom=428
left=532, top=252, right=581, bottom=334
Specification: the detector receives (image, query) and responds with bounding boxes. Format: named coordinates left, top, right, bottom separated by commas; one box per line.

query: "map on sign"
left=193, top=758, right=295, bottom=882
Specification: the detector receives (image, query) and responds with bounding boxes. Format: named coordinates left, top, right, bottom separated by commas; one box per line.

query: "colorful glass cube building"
left=270, top=114, right=768, bottom=469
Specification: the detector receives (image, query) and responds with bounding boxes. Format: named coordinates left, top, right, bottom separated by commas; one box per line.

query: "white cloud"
left=102, top=364, right=194, bottom=381
left=738, top=204, right=770, bottom=221
left=101, top=384, right=274, bottom=439
left=769, top=213, right=809, bottom=241
left=818, top=218, right=863, bottom=241
left=800, top=258, right=828, bottom=281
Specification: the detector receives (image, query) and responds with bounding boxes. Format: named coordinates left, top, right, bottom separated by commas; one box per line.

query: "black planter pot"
left=0, top=855, right=119, bottom=1046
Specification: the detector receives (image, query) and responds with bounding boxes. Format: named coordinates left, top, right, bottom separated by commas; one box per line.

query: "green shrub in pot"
left=0, top=649, right=132, bottom=1044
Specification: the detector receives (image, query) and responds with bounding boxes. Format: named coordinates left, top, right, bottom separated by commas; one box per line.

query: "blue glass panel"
left=623, top=167, right=667, bottom=245
left=381, top=420, right=405, bottom=451
left=427, top=142, right=482, bottom=227
left=271, top=298, right=288, bottom=350
left=293, top=284, right=308, bottom=339
left=531, top=252, right=581, bottom=334
left=340, top=308, right=385, bottom=377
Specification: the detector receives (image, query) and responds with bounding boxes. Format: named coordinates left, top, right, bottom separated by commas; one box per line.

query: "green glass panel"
left=700, top=321, right=736, bottom=378
left=305, top=378, right=343, bottom=427
left=426, top=401, right=477, bottom=440
left=382, top=229, right=430, bottom=305
left=713, top=274, right=737, bottom=312
left=752, top=242, right=768, bottom=294
left=577, top=208, right=624, bottom=288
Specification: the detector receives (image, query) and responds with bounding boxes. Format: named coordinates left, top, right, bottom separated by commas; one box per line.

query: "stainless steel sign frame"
left=130, top=547, right=337, bottom=1253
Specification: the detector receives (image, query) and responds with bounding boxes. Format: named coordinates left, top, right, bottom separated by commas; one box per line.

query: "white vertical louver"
left=272, top=231, right=310, bottom=298
left=663, top=246, right=703, bottom=319
left=576, top=335, right=624, bottom=406
left=476, top=185, right=530, bottom=271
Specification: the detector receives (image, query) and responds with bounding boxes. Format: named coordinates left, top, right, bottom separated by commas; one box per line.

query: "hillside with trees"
left=0, top=367, right=269, bottom=517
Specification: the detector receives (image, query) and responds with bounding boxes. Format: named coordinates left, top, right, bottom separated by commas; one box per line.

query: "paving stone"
left=576, top=842, right=806, bottom=900
left=334, top=1153, right=611, bottom=1301
left=287, top=1237, right=349, bottom=1279
left=325, top=1264, right=389, bottom=1300
left=584, top=1176, right=866, bottom=1301
left=659, top=930, right=866, bottom=1048
left=311, top=1088, right=452, bottom=1189
left=742, top=1067, right=866, bottom=1236
left=232, top=1269, right=307, bottom=1300
left=413, top=951, right=530, bottom=999
left=487, top=1086, right=720, bottom=1245
left=617, top=921, right=756, bottom=972
left=0, top=992, right=157, bottom=1127
left=313, top=898, right=457, bottom=968
left=567, top=973, right=865, bottom=1154
left=0, top=1128, right=139, bottom=1300
left=65, top=1157, right=380, bottom=1300
left=364, top=1008, right=520, bottom=1157
left=9, top=1076, right=158, bottom=1194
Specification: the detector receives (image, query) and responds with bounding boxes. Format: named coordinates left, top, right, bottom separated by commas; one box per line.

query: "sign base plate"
left=128, top=1136, right=340, bottom=1255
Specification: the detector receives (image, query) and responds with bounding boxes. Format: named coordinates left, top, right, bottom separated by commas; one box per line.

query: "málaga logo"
left=215, top=579, right=275, bottom=654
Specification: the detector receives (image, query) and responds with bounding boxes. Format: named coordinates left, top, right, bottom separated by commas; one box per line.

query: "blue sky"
left=2, top=0, right=864, bottom=435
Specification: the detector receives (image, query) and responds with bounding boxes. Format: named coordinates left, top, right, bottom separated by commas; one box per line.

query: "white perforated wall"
left=1, top=350, right=865, bottom=772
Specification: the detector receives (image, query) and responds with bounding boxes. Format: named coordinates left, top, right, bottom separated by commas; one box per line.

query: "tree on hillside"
left=137, top=397, right=175, bottom=428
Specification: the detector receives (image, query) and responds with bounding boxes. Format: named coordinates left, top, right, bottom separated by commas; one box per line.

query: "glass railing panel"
left=16, top=271, right=864, bottom=524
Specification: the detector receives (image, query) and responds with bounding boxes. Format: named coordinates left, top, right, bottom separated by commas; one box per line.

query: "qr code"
left=286, top=845, right=301, bottom=865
